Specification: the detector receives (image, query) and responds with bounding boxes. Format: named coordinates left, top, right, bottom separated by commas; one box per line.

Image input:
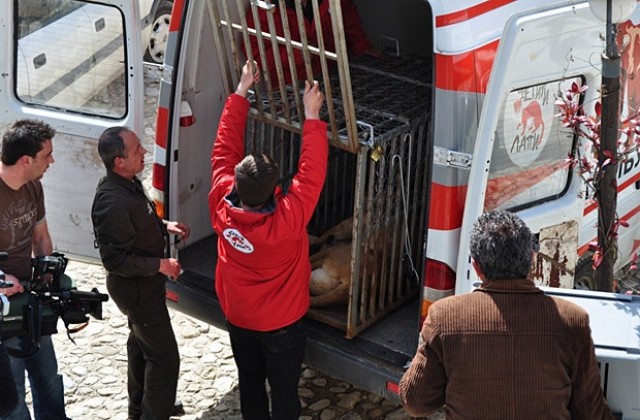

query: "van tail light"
left=166, top=290, right=179, bottom=302
left=152, top=163, right=165, bottom=191
left=151, top=163, right=166, bottom=219
left=386, top=381, right=399, bottom=394
left=180, top=100, right=195, bottom=127
left=420, top=259, right=456, bottom=326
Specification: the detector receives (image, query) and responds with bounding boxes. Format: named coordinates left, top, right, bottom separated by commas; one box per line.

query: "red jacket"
left=245, top=0, right=372, bottom=86
left=209, top=94, right=328, bottom=331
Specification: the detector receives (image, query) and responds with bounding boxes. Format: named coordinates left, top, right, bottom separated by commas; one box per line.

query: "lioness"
left=309, top=214, right=385, bottom=307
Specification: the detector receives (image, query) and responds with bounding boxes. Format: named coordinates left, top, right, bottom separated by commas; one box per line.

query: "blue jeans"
left=227, top=319, right=306, bottom=420
left=1, top=335, right=68, bottom=420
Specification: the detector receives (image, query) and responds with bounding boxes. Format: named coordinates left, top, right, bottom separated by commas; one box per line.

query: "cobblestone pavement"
left=53, top=260, right=430, bottom=420
left=42, top=66, right=444, bottom=420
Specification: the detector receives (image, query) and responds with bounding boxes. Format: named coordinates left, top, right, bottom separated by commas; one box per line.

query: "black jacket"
left=91, top=171, right=168, bottom=314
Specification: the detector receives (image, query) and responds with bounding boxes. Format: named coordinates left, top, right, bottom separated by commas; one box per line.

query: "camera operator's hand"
left=2, top=275, right=23, bottom=297
left=165, top=221, right=191, bottom=242
left=159, top=258, right=182, bottom=281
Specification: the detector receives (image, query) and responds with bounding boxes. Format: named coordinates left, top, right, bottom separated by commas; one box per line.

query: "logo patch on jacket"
left=223, top=228, right=254, bottom=254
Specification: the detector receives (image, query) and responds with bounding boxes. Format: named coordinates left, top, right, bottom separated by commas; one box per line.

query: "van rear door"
left=456, top=1, right=603, bottom=293
left=455, top=2, right=640, bottom=417
left=0, top=0, right=146, bottom=260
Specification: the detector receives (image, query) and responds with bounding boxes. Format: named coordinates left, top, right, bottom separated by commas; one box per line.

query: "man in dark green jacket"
left=91, top=127, right=190, bottom=420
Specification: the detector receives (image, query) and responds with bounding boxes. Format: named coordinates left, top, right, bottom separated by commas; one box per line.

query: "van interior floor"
left=177, top=235, right=419, bottom=362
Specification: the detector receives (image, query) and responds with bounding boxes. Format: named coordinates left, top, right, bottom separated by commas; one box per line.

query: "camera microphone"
left=0, top=252, right=7, bottom=262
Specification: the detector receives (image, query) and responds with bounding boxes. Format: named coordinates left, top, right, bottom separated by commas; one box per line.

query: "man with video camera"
left=0, top=119, right=69, bottom=420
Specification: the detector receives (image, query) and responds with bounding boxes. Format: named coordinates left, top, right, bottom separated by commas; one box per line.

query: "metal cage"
left=212, top=0, right=432, bottom=337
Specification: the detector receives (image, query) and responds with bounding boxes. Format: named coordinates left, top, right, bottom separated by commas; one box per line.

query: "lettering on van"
left=503, top=85, right=553, bottom=167
left=618, top=149, right=640, bottom=179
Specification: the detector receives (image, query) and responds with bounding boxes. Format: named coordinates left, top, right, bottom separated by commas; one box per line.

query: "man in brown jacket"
left=399, top=210, right=614, bottom=419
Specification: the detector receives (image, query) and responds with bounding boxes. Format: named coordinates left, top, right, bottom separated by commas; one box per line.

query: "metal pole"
left=595, top=0, right=619, bottom=292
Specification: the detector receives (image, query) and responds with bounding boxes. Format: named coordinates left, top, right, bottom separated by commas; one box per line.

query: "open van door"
left=456, top=1, right=602, bottom=293
left=0, top=0, right=146, bottom=260
left=456, top=2, right=640, bottom=416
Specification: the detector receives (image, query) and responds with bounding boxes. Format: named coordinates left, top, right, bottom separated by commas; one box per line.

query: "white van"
left=0, top=0, right=638, bottom=417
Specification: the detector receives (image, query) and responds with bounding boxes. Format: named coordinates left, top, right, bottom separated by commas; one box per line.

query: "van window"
left=485, top=77, right=581, bottom=211
left=15, top=0, right=127, bottom=118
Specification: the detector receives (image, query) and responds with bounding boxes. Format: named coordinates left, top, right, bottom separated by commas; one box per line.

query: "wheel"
left=574, top=253, right=597, bottom=290
left=144, top=0, right=173, bottom=64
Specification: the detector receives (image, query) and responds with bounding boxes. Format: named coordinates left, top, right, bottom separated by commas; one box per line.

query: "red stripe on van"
left=618, top=166, right=640, bottom=194
left=584, top=200, right=597, bottom=217
left=622, top=201, right=640, bottom=222
left=579, top=200, right=640, bottom=256
left=435, top=40, right=498, bottom=93
left=578, top=242, right=590, bottom=256
left=428, top=183, right=467, bottom=231
left=436, top=0, right=515, bottom=28
left=169, top=0, right=184, bottom=32
left=583, top=168, right=640, bottom=217
left=156, top=107, right=169, bottom=149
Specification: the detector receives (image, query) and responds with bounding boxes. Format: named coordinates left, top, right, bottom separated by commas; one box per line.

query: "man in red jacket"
left=208, top=60, right=327, bottom=420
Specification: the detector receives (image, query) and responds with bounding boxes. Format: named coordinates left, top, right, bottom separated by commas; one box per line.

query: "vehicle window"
left=484, top=77, right=581, bottom=211
left=15, top=0, right=127, bottom=118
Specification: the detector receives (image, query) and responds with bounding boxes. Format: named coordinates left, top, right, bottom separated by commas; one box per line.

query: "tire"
left=144, top=0, right=173, bottom=64
left=574, top=253, right=597, bottom=290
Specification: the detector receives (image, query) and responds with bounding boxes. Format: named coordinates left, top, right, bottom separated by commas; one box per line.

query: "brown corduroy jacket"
left=399, top=279, right=614, bottom=419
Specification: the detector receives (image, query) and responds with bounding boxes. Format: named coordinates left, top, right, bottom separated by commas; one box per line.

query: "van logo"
left=503, top=86, right=553, bottom=167
left=223, top=228, right=254, bottom=254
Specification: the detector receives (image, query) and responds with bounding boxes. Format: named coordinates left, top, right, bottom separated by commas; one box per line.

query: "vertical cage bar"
left=328, top=0, right=358, bottom=152
left=248, top=1, right=277, bottom=117
left=310, top=0, right=339, bottom=146
left=378, top=153, right=395, bottom=310
left=359, top=158, right=377, bottom=321
left=220, top=0, right=242, bottom=80
left=262, top=1, right=291, bottom=123
left=393, top=144, right=408, bottom=301
left=208, top=0, right=233, bottom=97
left=235, top=0, right=264, bottom=115
left=293, top=1, right=314, bottom=83
left=386, top=138, right=399, bottom=304
left=277, top=0, right=303, bottom=123
left=346, top=148, right=368, bottom=338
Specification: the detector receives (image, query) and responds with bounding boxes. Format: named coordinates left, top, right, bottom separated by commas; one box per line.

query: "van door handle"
left=95, top=18, right=105, bottom=32
left=33, top=53, right=46, bottom=70
left=251, top=0, right=276, bottom=12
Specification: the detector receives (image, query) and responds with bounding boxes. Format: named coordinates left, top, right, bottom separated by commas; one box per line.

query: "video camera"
left=0, top=252, right=109, bottom=347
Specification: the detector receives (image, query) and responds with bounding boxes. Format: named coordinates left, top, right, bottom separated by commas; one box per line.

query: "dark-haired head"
left=97, top=126, right=130, bottom=170
left=470, top=210, right=534, bottom=281
left=234, top=153, right=280, bottom=208
left=1, top=119, right=56, bottom=165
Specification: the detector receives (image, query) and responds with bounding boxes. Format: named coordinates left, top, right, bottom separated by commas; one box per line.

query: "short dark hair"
left=470, top=210, right=534, bottom=281
left=1, top=119, right=56, bottom=165
left=98, top=126, right=130, bottom=170
left=234, top=153, right=280, bottom=207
